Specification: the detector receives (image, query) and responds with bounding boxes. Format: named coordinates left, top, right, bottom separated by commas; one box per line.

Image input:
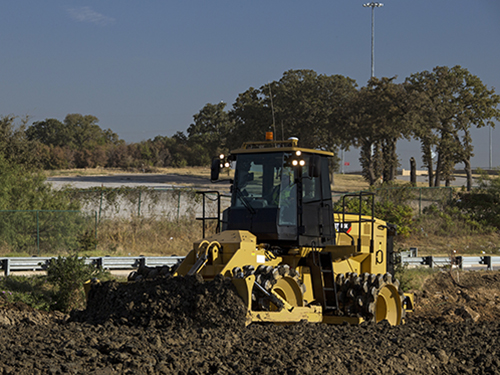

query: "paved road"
left=47, top=173, right=231, bottom=191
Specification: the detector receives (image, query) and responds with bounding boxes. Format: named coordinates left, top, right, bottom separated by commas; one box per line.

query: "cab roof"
left=230, top=139, right=334, bottom=157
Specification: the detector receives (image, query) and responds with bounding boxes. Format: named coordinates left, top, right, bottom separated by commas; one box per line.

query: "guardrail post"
left=480, top=256, right=492, bottom=271
left=2, top=259, right=10, bottom=277
left=454, top=256, right=463, bottom=270
left=94, top=258, right=104, bottom=269
left=423, top=256, right=433, bottom=268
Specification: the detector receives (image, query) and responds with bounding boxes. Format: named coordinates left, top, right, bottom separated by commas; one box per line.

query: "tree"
left=63, top=114, right=120, bottom=150
left=26, top=118, right=68, bottom=147
left=0, top=115, right=39, bottom=167
left=228, top=69, right=358, bottom=178
left=187, top=102, right=232, bottom=160
left=405, top=66, right=500, bottom=189
left=350, top=77, right=411, bottom=185
left=271, top=70, right=357, bottom=159
left=228, top=87, right=270, bottom=148
left=26, top=114, right=122, bottom=169
left=0, top=154, right=78, bottom=211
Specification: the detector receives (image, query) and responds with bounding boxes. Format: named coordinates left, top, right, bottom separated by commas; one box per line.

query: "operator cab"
left=216, top=138, right=336, bottom=249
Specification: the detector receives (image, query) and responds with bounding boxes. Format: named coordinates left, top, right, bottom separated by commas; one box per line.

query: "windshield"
left=232, top=153, right=297, bottom=225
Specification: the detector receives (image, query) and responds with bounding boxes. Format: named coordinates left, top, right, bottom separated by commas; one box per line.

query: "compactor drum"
left=175, top=138, right=407, bottom=325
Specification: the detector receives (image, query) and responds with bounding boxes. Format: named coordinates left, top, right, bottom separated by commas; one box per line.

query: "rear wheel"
left=338, top=272, right=404, bottom=325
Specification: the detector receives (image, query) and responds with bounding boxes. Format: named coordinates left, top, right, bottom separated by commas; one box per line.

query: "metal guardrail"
left=400, top=255, right=500, bottom=271
left=1, top=255, right=185, bottom=276
left=2, top=254, right=499, bottom=277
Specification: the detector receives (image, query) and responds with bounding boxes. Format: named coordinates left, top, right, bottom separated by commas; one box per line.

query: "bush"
left=46, top=254, right=106, bottom=312
left=454, top=171, right=500, bottom=230
left=333, top=194, right=414, bottom=238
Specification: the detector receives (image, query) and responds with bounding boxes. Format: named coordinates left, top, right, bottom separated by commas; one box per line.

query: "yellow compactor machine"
left=174, top=138, right=409, bottom=326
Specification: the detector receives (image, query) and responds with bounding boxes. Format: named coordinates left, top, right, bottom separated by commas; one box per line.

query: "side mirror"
left=211, top=158, right=220, bottom=181
left=309, top=155, right=321, bottom=178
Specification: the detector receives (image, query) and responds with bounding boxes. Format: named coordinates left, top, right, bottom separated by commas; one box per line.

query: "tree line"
left=3, top=65, right=499, bottom=188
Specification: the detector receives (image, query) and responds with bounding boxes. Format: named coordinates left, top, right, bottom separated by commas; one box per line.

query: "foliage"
left=0, top=155, right=93, bottom=254
left=375, top=201, right=414, bottom=238
left=394, top=263, right=438, bottom=292
left=405, top=66, right=500, bottom=189
left=333, top=195, right=373, bottom=215
left=333, top=191, right=414, bottom=238
left=77, top=230, right=98, bottom=252
left=26, top=114, right=122, bottom=169
left=0, top=210, right=96, bottom=255
left=0, top=275, right=56, bottom=311
left=14, top=66, right=500, bottom=177
left=0, top=115, right=40, bottom=167
left=187, top=102, right=232, bottom=162
left=453, top=172, right=500, bottom=229
left=350, top=77, right=412, bottom=185
left=228, top=70, right=357, bottom=173
left=46, top=254, right=106, bottom=312
left=413, top=203, right=493, bottom=240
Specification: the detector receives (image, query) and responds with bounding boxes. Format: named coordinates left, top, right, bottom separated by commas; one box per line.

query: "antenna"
left=268, top=83, right=277, bottom=139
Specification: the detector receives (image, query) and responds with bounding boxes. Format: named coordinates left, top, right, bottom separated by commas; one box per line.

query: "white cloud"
left=67, top=6, right=115, bottom=26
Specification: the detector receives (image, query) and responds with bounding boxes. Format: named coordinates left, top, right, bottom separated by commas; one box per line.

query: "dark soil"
left=1, top=271, right=500, bottom=374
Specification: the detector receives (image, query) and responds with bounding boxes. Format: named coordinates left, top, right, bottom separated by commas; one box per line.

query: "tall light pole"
left=363, top=2, right=383, bottom=78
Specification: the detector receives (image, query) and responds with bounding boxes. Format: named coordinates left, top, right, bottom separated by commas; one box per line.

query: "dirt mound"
left=1, top=316, right=499, bottom=374
left=0, top=298, right=66, bottom=326
left=411, top=270, right=500, bottom=323
left=71, top=274, right=248, bottom=330
left=2, top=271, right=500, bottom=374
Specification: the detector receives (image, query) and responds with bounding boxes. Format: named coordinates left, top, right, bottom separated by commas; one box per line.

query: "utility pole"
left=363, top=2, right=384, bottom=78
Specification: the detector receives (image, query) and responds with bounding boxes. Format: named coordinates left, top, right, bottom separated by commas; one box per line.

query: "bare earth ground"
left=1, top=271, right=500, bottom=374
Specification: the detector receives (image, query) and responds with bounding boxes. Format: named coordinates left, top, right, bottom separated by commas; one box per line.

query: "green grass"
left=394, top=266, right=439, bottom=292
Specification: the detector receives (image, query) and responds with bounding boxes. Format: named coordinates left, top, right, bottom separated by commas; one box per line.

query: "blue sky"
left=1, top=1, right=499, bottom=170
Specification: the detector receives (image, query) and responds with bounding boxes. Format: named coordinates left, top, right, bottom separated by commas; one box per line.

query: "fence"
left=65, top=187, right=231, bottom=220
left=0, top=189, right=232, bottom=256
left=0, top=210, right=97, bottom=255
left=0, top=186, right=455, bottom=255
left=333, top=186, right=454, bottom=215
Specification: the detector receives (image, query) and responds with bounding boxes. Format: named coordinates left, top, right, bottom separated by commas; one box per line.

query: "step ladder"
left=310, top=251, right=339, bottom=313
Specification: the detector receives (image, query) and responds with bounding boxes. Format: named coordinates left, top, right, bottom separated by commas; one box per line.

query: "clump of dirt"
left=411, top=270, right=500, bottom=323
left=71, top=273, right=248, bottom=330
